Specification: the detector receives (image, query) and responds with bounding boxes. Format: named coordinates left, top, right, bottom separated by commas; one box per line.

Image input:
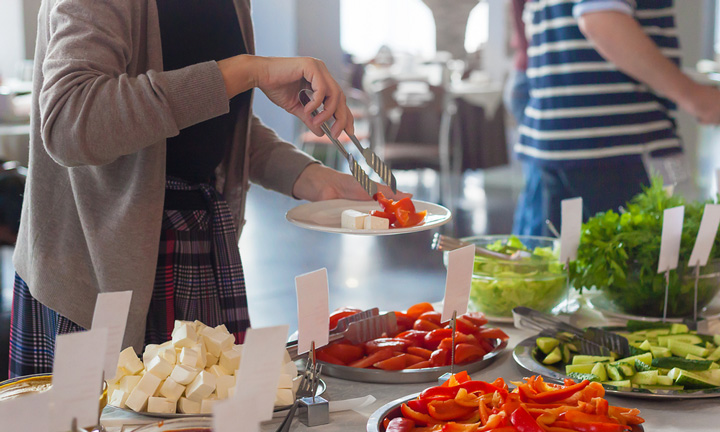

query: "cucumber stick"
left=658, top=334, right=703, bottom=347
left=631, top=370, right=658, bottom=385
left=572, top=355, right=613, bottom=365
left=668, top=340, right=710, bottom=358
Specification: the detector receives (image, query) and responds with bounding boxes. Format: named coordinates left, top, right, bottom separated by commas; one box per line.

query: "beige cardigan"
left=14, top=0, right=316, bottom=350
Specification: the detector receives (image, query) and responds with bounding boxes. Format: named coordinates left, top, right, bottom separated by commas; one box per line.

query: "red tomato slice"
left=395, top=330, right=428, bottom=347
left=402, top=353, right=426, bottom=367
left=348, top=348, right=396, bottom=368
left=453, top=316, right=480, bottom=336
left=461, top=311, right=489, bottom=327
left=407, top=346, right=433, bottom=360
left=406, top=302, right=435, bottom=320
left=455, top=343, right=487, bottom=364
left=429, top=348, right=449, bottom=367
left=393, top=312, right=415, bottom=332
left=417, top=311, right=442, bottom=325
left=319, top=343, right=364, bottom=364
left=437, top=333, right=478, bottom=351
left=476, top=328, right=510, bottom=341
left=329, top=308, right=362, bottom=330
left=413, top=319, right=441, bottom=332
left=406, top=360, right=432, bottom=370
left=364, top=338, right=409, bottom=354
left=316, top=350, right=345, bottom=366
left=423, top=328, right=453, bottom=350
left=374, top=353, right=407, bottom=370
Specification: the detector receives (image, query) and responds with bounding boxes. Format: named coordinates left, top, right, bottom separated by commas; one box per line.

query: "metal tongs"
left=298, top=89, right=397, bottom=196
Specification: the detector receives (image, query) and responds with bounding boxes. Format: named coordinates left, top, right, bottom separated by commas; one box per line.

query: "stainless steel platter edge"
left=513, top=334, right=720, bottom=400
left=320, top=338, right=508, bottom=384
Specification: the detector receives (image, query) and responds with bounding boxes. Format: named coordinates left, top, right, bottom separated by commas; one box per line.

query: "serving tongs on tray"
left=513, top=306, right=630, bottom=357
left=298, top=89, right=397, bottom=196
left=286, top=310, right=398, bottom=360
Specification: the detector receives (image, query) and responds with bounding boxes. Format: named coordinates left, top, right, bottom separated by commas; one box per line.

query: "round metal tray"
left=513, top=333, right=720, bottom=400
left=109, top=378, right=326, bottom=419
left=320, top=338, right=508, bottom=384
left=366, top=391, right=645, bottom=432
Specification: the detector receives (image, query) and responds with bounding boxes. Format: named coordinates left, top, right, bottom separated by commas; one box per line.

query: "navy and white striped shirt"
left=516, top=0, right=682, bottom=166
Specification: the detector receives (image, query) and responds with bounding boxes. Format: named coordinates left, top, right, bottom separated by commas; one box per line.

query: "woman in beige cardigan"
left=10, top=0, right=399, bottom=377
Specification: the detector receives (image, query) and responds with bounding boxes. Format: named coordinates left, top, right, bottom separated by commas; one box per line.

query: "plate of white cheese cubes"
left=106, top=319, right=324, bottom=417
left=285, top=199, right=451, bottom=235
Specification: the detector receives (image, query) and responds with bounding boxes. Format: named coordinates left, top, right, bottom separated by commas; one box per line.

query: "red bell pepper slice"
left=525, top=380, right=590, bottom=404
left=385, top=417, right=415, bottom=432
left=400, top=403, right=440, bottom=426
left=348, top=348, right=395, bottom=368
left=370, top=210, right=397, bottom=225
left=510, top=406, right=544, bottom=432
left=407, top=398, right=431, bottom=414
left=564, top=410, right=622, bottom=424
left=440, top=422, right=482, bottom=432
left=550, top=421, right=630, bottom=432
left=406, top=302, right=435, bottom=320
left=427, top=399, right=475, bottom=421
left=420, top=381, right=508, bottom=401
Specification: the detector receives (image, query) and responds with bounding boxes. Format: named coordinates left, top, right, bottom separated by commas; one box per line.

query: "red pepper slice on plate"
left=510, top=406, right=544, bottom=432
left=427, top=399, right=475, bottom=421
left=406, top=302, right=436, bottom=320
left=370, top=209, right=397, bottom=225
left=420, top=381, right=508, bottom=401
left=385, top=417, right=415, bottom=432
left=525, top=380, right=590, bottom=404
left=407, top=399, right=431, bottom=414
left=550, top=421, right=630, bottom=432
left=400, top=403, right=440, bottom=426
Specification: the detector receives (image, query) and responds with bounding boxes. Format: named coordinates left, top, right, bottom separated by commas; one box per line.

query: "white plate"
left=285, top=199, right=452, bottom=235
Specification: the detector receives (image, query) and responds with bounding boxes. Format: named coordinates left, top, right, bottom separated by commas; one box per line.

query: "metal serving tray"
left=319, top=338, right=508, bottom=384
left=513, top=332, right=720, bottom=400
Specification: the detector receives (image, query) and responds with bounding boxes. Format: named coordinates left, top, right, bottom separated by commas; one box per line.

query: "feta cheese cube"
left=282, top=360, right=298, bottom=378
left=136, top=372, right=162, bottom=396
left=170, top=364, right=200, bottom=385
left=292, top=375, right=303, bottom=394
left=119, top=375, right=142, bottom=393
left=185, top=371, right=217, bottom=402
left=201, top=327, right=234, bottom=357
left=146, top=356, right=173, bottom=380
left=341, top=209, right=368, bottom=229
left=178, top=347, right=200, bottom=368
left=215, top=375, right=235, bottom=399
left=218, top=347, right=242, bottom=373
left=172, top=322, right=197, bottom=348
left=276, top=373, right=293, bottom=389
left=205, top=352, right=219, bottom=367
left=193, top=320, right=208, bottom=334
left=158, top=377, right=185, bottom=402
left=148, top=397, right=176, bottom=414
left=200, top=397, right=217, bottom=414
left=107, top=366, right=129, bottom=384
left=215, top=324, right=229, bottom=334
left=274, top=388, right=294, bottom=407
left=125, top=388, right=150, bottom=412
left=142, top=344, right=160, bottom=366
left=117, top=347, right=144, bottom=375
left=177, top=397, right=201, bottom=414
left=109, top=389, right=129, bottom=409
left=158, top=345, right=177, bottom=365
left=190, top=343, right=207, bottom=369
left=364, top=215, right=389, bottom=230
left=207, top=364, right=230, bottom=377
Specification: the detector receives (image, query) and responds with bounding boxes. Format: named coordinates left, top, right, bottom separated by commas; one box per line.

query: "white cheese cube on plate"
left=118, top=347, right=144, bottom=375
left=215, top=375, right=235, bottom=399
left=158, top=377, right=185, bottom=402
left=215, top=324, right=229, bottom=334
left=200, top=397, right=217, bottom=414
left=207, top=364, right=230, bottom=377
left=146, top=356, right=173, bottom=380
left=143, top=344, right=160, bottom=366
left=276, top=373, right=293, bottom=389
left=119, top=375, right=142, bottom=393
left=292, top=375, right=302, bottom=394
left=158, top=345, right=177, bottom=365
left=202, top=328, right=234, bottom=357
left=190, top=343, right=207, bottom=370
left=219, top=347, right=242, bottom=373
left=136, top=372, right=162, bottom=395
left=177, top=397, right=201, bottom=414
left=341, top=209, right=368, bottom=229
left=179, top=347, right=200, bottom=368
left=274, top=388, right=294, bottom=407
left=148, top=397, right=176, bottom=414
left=109, top=389, right=129, bottom=409
left=205, top=352, right=219, bottom=367
left=185, top=371, right=217, bottom=402
left=107, top=366, right=129, bottom=385
left=108, top=381, right=120, bottom=398
left=282, top=361, right=298, bottom=378
left=172, top=322, right=197, bottom=348
left=170, top=364, right=200, bottom=385
left=364, top=215, right=389, bottom=230
left=125, top=388, right=150, bottom=412
left=194, top=320, right=208, bottom=333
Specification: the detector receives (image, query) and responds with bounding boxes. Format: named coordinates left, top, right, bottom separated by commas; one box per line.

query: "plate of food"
left=314, top=303, right=509, bottom=383
left=105, top=319, right=325, bottom=418
left=513, top=322, right=720, bottom=399
left=367, top=372, right=645, bottom=431
left=285, top=194, right=451, bottom=235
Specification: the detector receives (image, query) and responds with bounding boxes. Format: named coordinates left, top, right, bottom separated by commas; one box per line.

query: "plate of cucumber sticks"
left=513, top=321, right=720, bottom=399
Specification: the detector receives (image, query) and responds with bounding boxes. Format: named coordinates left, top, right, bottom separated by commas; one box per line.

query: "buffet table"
left=100, top=301, right=720, bottom=432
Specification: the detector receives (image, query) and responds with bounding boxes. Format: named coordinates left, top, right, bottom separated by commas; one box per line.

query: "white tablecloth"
left=101, top=302, right=720, bottom=431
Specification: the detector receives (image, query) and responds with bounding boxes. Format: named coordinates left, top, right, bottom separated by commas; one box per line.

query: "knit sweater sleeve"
left=39, top=0, right=230, bottom=167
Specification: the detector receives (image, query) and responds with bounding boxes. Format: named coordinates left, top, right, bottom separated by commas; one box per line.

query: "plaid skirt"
left=9, top=177, right=250, bottom=378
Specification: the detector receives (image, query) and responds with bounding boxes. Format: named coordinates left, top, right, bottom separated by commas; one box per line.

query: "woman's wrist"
left=217, top=54, right=262, bottom=99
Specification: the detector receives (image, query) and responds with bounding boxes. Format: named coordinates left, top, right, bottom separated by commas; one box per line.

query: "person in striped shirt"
left=514, top=0, right=720, bottom=235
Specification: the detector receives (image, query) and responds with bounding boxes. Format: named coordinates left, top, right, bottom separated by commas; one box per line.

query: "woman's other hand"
left=292, top=164, right=410, bottom=202
left=217, top=55, right=353, bottom=138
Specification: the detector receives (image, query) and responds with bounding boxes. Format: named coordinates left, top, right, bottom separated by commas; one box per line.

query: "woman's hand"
left=292, top=164, right=411, bottom=202
left=217, top=55, right=353, bottom=138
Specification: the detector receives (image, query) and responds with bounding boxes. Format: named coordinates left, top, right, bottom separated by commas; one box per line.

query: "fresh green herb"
left=570, top=178, right=720, bottom=317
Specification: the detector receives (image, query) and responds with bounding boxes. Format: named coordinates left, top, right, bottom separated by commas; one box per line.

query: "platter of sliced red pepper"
left=285, top=198, right=451, bottom=235
left=367, top=372, right=645, bottom=432
left=316, top=303, right=509, bottom=383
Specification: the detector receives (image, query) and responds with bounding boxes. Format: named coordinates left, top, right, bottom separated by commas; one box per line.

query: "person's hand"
left=677, top=82, right=720, bottom=125
left=292, top=164, right=410, bottom=202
